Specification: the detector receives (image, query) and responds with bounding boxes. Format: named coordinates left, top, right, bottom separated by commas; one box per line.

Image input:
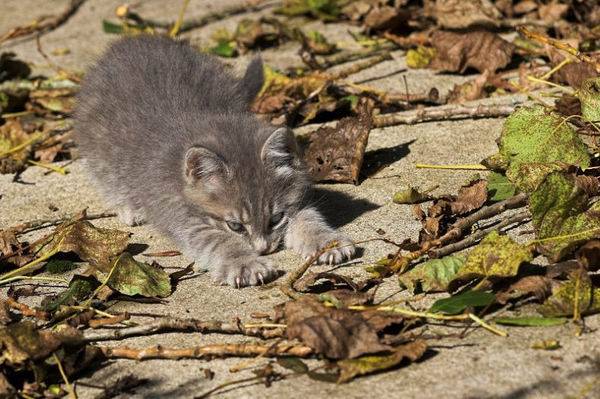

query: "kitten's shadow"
left=311, top=188, right=379, bottom=229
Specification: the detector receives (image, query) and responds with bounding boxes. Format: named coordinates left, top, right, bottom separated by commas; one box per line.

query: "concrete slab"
left=1, top=1, right=599, bottom=398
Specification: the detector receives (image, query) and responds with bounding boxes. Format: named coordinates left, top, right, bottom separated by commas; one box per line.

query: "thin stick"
left=429, top=210, right=531, bottom=258
left=53, top=352, right=77, bottom=399
left=27, top=160, right=69, bottom=175
left=83, top=317, right=285, bottom=342
left=0, top=0, right=86, bottom=44
left=415, top=163, right=488, bottom=171
left=373, top=104, right=518, bottom=128
left=468, top=313, right=508, bottom=337
left=0, top=133, right=44, bottom=158
left=98, top=342, right=313, bottom=360
left=0, top=240, right=63, bottom=285
left=169, top=0, right=190, bottom=37
left=5, top=297, right=49, bottom=320
left=13, top=211, right=116, bottom=235
left=517, top=27, right=600, bottom=72
left=178, top=0, right=275, bottom=33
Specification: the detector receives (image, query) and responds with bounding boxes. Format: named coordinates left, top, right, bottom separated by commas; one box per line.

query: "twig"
left=88, top=313, right=131, bottom=329
left=415, top=163, right=488, bottom=171
left=13, top=211, right=116, bottom=235
left=467, top=313, right=508, bottom=337
left=83, top=317, right=285, bottom=342
left=4, top=297, right=49, bottom=320
left=0, top=0, right=86, bottom=45
left=517, top=27, right=600, bottom=72
left=429, top=210, right=531, bottom=258
left=53, top=352, right=77, bottom=399
left=330, top=53, right=392, bottom=80
left=98, top=342, right=313, bottom=360
left=373, top=104, right=519, bottom=128
left=178, top=0, right=277, bottom=33
left=27, top=160, right=69, bottom=175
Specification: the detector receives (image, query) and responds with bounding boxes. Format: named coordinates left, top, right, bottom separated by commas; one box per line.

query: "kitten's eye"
left=226, top=221, right=245, bottom=233
left=269, top=212, right=285, bottom=227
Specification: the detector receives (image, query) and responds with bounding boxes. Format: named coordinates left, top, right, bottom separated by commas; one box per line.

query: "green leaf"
left=277, top=357, right=309, bottom=373
left=494, top=316, right=567, bottom=327
left=451, top=231, right=533, bottom=285
left=392, top=187, right=433, bottom=205
left=337, top=340, right=427, bottom=383
left=486, top=172, right=516, bottom=202
left=106, top=253, right=171, bottom=298
left=578, top=77, right=600, bottom=123
left=41, top=275, right=98, bottom=312
left=398, top=255, right=465, bottom=293
left=530, top=172, right=600, bottom=261
left=487, top=105, right=590, bottom=192
left=210, top=40, right=237, bottom=58
left=45, top=259, right=77, bottom=274
left=102, top=20, right=124, bottom=34
left=430, top=290, right=495, bottom=315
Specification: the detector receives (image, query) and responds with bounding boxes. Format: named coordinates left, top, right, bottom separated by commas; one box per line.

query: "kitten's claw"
left=293, top=233, right=356, bottom=265
left=212, top=256, right=278, bottom=288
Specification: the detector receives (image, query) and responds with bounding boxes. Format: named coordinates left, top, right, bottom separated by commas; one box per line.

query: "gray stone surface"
left=1, top=1, right=599, bottom=398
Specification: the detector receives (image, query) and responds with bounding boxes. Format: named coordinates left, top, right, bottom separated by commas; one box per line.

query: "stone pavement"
left=1, top=1, right=598, bottom=398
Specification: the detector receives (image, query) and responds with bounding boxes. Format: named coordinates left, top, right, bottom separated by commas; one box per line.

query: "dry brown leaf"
left=285, top=296, right=392, bottom=359
left=447, top=71, right=490, bottom=103
left=303, top=100, right=372, bottom=184
left=294, top=271, right=358, bottom=292
left=555, top=94, right=581, bottom=117
left=576, top=240, right=600, bottom=271
left=450, top=179, right=488, bottom=215
left=363, top=6, right=408, bottom=31
left=429, top=30, right=515, bottom=74
left=432, top=0, right=501, bottom=29
left=513, top=1, right=538, bottom=15
left=496, top=275, right=554, bottom=304
left=538, top=2, right=569, bottom=22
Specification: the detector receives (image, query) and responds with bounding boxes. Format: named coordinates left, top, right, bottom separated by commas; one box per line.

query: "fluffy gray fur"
left=75, top=35, right=355, bottom=287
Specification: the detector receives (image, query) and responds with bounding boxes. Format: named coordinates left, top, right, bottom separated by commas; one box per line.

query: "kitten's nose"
left=252, top=237, right=270, bottom=255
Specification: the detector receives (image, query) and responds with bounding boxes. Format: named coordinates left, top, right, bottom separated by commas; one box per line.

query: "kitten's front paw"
left=212, top=256, right=279, bottom=288
left=295, top=233, right=355, bottom=265
left=117, top=206, right=145, bottom=226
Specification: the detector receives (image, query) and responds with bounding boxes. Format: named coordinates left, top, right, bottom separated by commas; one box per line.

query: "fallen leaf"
left=450, top=179, right=488, bottom=215
left=0, top=321, right=62, bottom=365
left=576, top=240, right=600, bottom=271
left=363, top=5, right=408, bottom=31
left=303, top=100, right=372, bottom=184
left=578, top=77, right=600, bottom=123
left=105, top=253, right=171, bottom=298
left=392, top=187, right=433, bottom=204
left=430, top=290, right=495, bottom=315
left=447, top=71, right=489, bottom=103
left=451, top=231, right=533, bottom=287
left=487, top=106, right=590, bottom=192
left=398, top=255, right=465, bottom=293
left=530, top=172, right=600, bottom=261
left=277, top=357, right=309, bottom=373
left=41, top=275, right=98, bottom=312
left=295, top=271, right=358, bottom=292
left=552, top=61, right=598, bottom=89
left=538, top=268, right=600, bottom=317
left=284, top=296, right=392, bottom=359
left=531, top=339, right=561, bottom=350
left=487, top=172, right=516, bottom=202
left=35, top=220, right=130, bottom=271
left=318, top=290, right=372, bottom=308
left=275, top=0, right=342, bottom=21
left=429, top=30, right=515, bottom=74
left=538, top=2, right=568, bottom=22
left=337, top=340, right=427, bottom=383
left=495, top=275, right=553, bottom=304
left=432, top=0, right=501, bottom=29
left=0, top=119, right=38, bottom=174
left=494, top=316, right=567, bottom=327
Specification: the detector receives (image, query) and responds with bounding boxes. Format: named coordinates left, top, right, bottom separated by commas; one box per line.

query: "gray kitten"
left=75, top=35, right=355, bottom=287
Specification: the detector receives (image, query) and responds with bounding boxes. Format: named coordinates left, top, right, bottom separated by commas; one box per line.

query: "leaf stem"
left=415, top=163, right=488, bottom=170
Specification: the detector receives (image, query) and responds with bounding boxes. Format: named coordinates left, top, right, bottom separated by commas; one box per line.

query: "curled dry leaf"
left=576, top=240, right=600, bottom=271
left=294, top=271, right=358, bottom=292
left=284, top=296, right=396, bottom=359
left=450, top=179, right=488, bottom=215
left=429, top=30, right=515, bottom=74
left=432, top=0, right=501, bottom=29
left=447, top=71, right=490, bottom=104
left=495, top=275, right=554, bottom=304
left=538, top=268, right=600, bottom=317
left=303, top=100, right=373, bottom=184
left=337, top=339, right=427, bottom=383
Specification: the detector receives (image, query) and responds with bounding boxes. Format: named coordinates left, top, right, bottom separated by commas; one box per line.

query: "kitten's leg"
left=116, top=204, right=146, bottom=227
left=178, top=224, right=278, bottom=287
left=285, top=207, right=355, bottom=264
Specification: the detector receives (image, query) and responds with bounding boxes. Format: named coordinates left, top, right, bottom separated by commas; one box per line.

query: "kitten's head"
left=183, top=126, right=310, bottom=254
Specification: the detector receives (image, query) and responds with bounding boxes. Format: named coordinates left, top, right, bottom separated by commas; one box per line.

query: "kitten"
left=75, top=35, right=355, bottom=287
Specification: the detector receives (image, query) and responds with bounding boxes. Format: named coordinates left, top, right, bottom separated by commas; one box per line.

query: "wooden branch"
left=0, top=0, right=86, bottom=44
left=98, top=342, right=313, bottom=360
left=373, top=103, right=518, bottom=128
left=429, top=210, right=531, bottom=258
left=83, top=317, right=285, bottom=342
left=4, top=297, right=49, bottom=320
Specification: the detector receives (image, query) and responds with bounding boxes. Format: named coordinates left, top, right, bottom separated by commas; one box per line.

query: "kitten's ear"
left=238, top=56, right=264, bottom=104
left=184, top=146, right=229, bottom=185
left=261, top=127, right=299, bottom=170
